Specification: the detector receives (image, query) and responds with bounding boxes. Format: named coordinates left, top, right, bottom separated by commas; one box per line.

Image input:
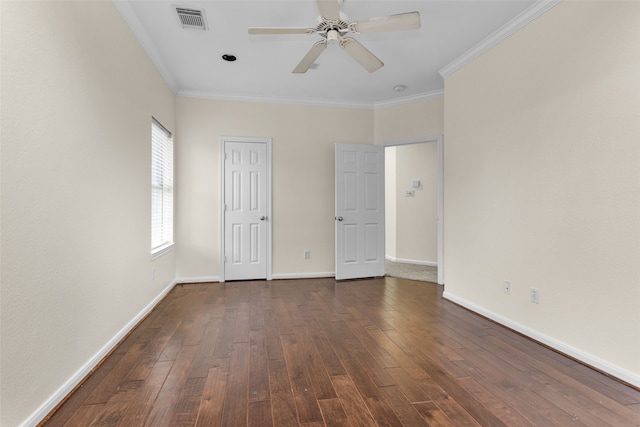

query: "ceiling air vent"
left=175, top=7, right=208, bottom=30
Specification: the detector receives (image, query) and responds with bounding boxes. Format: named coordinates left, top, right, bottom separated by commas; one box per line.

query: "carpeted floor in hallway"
left=385, top=259, right=438, bottom=283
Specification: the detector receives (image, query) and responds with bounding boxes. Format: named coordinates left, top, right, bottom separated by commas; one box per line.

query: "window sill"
left=151, top=242, right=175, bottom=260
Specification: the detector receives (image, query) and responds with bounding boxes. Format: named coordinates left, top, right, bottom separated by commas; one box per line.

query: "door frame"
left=379, top=135, right=444, bottom=285
left=219, top=136, right=273, bottom=282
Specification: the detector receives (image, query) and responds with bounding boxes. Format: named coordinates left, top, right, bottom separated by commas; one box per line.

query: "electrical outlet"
left=502, top=281, right=511, bottom=295
left=530, top=288, right=540, bottom=304
left=304, top=250, right=311, bottom=259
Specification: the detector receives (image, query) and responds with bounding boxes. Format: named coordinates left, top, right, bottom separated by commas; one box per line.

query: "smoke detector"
left=175, top=7, right=208, bottom=30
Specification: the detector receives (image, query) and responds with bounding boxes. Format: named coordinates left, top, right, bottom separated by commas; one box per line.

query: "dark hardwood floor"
left=42, top=277, right=640, bottom=426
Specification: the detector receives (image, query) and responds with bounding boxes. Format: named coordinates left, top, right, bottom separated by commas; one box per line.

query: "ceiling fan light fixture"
left=249, top=0, right=419, bottom=73
left=326, top=29, right=340, bottom=44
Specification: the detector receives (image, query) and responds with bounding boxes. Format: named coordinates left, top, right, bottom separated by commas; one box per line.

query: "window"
left=151, top=118, right=174, bottom=255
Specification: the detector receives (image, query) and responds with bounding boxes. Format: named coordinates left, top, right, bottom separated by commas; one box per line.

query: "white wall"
left=175, top=97, right=374, bottom=279
left=0, top=2, right=176, bottom=426
left=443, top=1, right=640, bottom=384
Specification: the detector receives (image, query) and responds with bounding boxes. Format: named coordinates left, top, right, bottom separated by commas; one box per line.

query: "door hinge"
left=224, top=255, right=227, bottom=263
left=224, top=152, right=228, bottom=160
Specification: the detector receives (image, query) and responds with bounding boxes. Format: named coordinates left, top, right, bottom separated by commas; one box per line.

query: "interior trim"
left=443, top=291, right=640, bottom=389
left=177, top=276, right=221, bottom=284
left=439, top=0, right=561, bottom=79
left=272, top=272, right=336, bottom=280
left=22, top=280, right=178, bottom=427
left=378, top=135, right=444, bottom=285
left=177, top=89, right=444, bottom=110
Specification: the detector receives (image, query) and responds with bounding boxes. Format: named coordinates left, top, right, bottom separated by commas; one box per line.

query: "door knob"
left=260, top=216, right=267, bottom=221
left=337, top=216, right=343, bottom=221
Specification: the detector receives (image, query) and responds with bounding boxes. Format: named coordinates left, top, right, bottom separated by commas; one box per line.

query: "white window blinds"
left=151, top=118, right=174, bottom=252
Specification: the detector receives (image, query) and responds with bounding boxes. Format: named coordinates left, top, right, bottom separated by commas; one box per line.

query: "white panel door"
left=224, top=141, right=268, bottom=281
left=335, top=143, right=385, bottom=280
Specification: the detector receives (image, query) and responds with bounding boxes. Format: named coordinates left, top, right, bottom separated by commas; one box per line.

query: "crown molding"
left=177, top=89, right=445, bottom=110
left=439, top=0, right=561, bottom=79
left=112, top=0, right=178, bottom=93
left=177, top=90, right=377, bottom=109
left=373, top=90, right=444, bottom=109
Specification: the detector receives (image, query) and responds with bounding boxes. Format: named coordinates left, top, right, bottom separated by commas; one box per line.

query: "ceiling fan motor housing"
left=248, top=1, right=420, bottom=74
left=316, top=13, right=351, bottom=36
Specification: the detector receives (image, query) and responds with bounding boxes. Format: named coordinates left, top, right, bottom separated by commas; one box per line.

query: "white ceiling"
left=116, top=0, right=536, bottom=106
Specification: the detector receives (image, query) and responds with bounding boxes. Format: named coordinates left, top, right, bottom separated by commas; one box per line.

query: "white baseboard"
left=386, top=255, right=437, bottom=267
left=442, top=291, right=640, bottom=389
left=20, top=280, right=178, bottom=427
left=178, top=273, right=336, bottom=282
left=176, top=276, right=220, bottom=284
left=271, top=272, right=335, bottom=280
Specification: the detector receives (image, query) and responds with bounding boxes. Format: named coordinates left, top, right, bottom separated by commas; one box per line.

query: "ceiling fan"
left=248, top=0, right=420, bottom=73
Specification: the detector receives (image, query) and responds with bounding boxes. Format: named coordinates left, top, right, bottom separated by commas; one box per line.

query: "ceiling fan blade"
left=340, top=37, right=383, bottom=73
left=353, top=11, right=421, bottom=33
left=293, top=41, right=327, bottom=73
left=249, top=27, right=315, bottom=35
left=316, top=0, right=341, bottom=21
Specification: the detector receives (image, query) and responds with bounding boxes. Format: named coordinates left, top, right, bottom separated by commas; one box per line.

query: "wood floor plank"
left=330, top=375, right=377, bottom=427
left=83, top=328, right=163, bottom=405
left=345, top=319, right=398, bottom=369
left=221, top=342, right=250, bottom=427
left=367, top=329, right=430, bottom=381
left=212, top=307, right=239, bottom=359
left=42, top=353, right=125, bottom=427
left=325, top=319, right=396, bottom=388
left=61, top=403, right=105, bottom=427
left=188, top=317, right=223, bottom=379
left=233, top=302, right=251, bottom=344
left=280, top=333, right=324, bottom=424
left=167, top=376, right=206, bottom=427
left=456, top=376, right=535, bottom=427
left=143, top=344, right=199, bottom=427
left=249, top=329, right=270, bottom=402
left=317, top=398, right=348, bottom=427
left=42, top=279, right=640, bottom=427
left=378, top=385, right=429, bottom=426
left=195, top=362, right=229, bottom=427
left=306, top=315, right=346, bottom=377
left=292, top=325, right=337, bottom=400
left=263, top=309, right=285, bottom=361
left=413, top=400, right=455, bottom=427
left=268, top=359, right=299, bottom=427
left=248, top=399, right=273, bottom=427
left=385, top=367, right=431, bottom=404
left=115, top=360, right=174, bottom=426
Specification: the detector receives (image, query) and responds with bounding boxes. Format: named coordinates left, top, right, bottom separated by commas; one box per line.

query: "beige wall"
left=1, top=2, right=176, bottom=426
left=395, top=143, right=438, bottom=263
left=374, top=97, right=444, bottom=143
left=4, top=2, right=638, bottom=425
left=175, top=98, right=374, bottom=279
left=443, top=1, right=640, bottom=382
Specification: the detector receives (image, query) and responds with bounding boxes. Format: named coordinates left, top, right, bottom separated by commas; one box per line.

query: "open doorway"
left=383, top=137, right=443, bottom=284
